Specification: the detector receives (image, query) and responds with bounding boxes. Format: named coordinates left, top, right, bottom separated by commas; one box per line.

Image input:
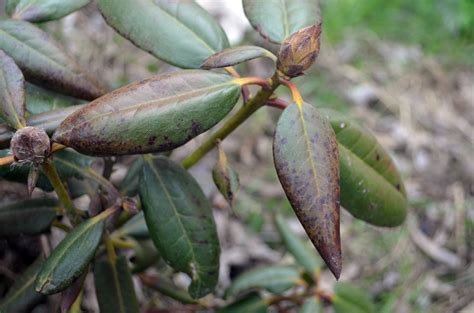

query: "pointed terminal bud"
left=277, top=23, right=322, bottom=77
left=10, top=126, right=51, bottom=166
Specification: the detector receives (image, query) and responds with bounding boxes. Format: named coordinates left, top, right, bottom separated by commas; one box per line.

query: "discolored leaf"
left=273, top=102, right=341, bottom=278
left=94, top=256, right=139, bottom=313
left=225, top=265, right=300, bottom=298
left=59, top=270, right=87, bottom=313
left=0, top=49, right=26, bottom=129
left=0, top=198, right=57, bottom=236
left=320, top=108, right=407, bottom=226
left=53, top=70, right=241, bottom=156
left=275, top=214, right=322, bottom=274
left=0, top=258, right=44, bottom=313
left=25, top=83, right=85, bottom=115
left=35, top=210, right=111, bottom=295
left=212, top=144, right=240, bottom=207
left=201, top=45, right=277, bottom=69
left=243, top=0, right=321, bottom=43
left=218, top=293, right=267, bottom=313
left=139, top=156, right=220, bottom=298
left=6, top=0, right=91, bottom=23
left=0, top=20, right=106, bottom=100
left=299, top=297, right=323, bottom=313
left=98, top=0, right=229, bottom=69
left=333, top=282, right=376, bottom=313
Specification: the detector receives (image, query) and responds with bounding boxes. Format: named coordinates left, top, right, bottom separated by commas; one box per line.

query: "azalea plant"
left=0, top=0, right=407, bottom=312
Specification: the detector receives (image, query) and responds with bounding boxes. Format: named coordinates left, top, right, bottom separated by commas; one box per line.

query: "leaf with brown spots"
left=212, top=143, right=240, bottom=207
left=0, top=49, right=26, bottom=129
left=52, top=70, right=242, bottom=156
left=273, top=102, right=341, bottom=279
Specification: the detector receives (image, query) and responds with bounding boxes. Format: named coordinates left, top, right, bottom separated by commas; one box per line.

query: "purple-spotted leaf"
left=273, top=102, right=341, bottom=279
left=53, top=70, right=242, bottom=156
left=212, top=144, right=240, bottom=207
left=201, top=46, right=277, bottom=69
left=6, top=0, right=91, bottom=23
left=0, top=20, right=106, bottom=100
left=0, top=49, right=26, bottom=129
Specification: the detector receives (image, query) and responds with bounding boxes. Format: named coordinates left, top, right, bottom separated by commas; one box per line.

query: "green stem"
left=42, top=160, right=82, bottom=220
left=182, top=72, right=281, bottom=169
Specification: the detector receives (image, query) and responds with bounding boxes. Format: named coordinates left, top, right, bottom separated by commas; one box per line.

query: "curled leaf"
left=0, top=49, right=26, bottom=129
left=212, top=144, right=240, bottom=207
left=273, top=102, right=341, bottom=278
left=53, top=70, right=241, bottom=156
left=201, top=46, right=277, bottom=69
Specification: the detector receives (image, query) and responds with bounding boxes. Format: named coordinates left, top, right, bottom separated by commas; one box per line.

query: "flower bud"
left=10, top=126, right=50, bottom=166
left=277, top=23, right=322, bottom=77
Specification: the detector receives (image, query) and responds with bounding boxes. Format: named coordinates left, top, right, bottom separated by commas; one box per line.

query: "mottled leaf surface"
left=94, top=256, right=139, bottom=313
left=139, top=156, right=220, bottom=298
left=201, top=45, right=276, bottom=69
left=0, top=20, right=105, bottom=100
left=320, top=108, right=407, bottom=226
left=275, top=214, right=322, bottom=274
left=0, top=49, right=25, bottom=129
left=273, top=103, right=341, bottom=278
left=218, top=293, right=267, bottom=313
left=225, top=265, right=300, bottom=298
left=0, top=198, right=57, bottom=236
left=98, top=0, right=229, bottom=69
left=212, top=144, right=240, bottom=207
left=243, top=0, right=321, bottom=43
left=25, top=83, right=84, bottom=115
left=53, top=70, right=241, bottom=156
left=6, top=0, right=90, bottom=23
left=0, top=258, right=44, bottom=313
left=35, top=213, right=106, bottom=295
left=333, top=282, right=376, bottom=313
left=299, top=297, right=323, bottom=313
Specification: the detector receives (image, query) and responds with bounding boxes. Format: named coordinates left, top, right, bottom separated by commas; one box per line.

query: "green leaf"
left=243, top=0, right=321, bottom=43
left=140, top=275, right=198, bottom=305
left=139, top=156, right=220, bottom=299
left=25, top=83, right=84, bottom=115
left=320, top=108, right=407, bottom=226
left=0, top=20, right=106, bottom=100
left=35, top=211, right=109, bottom=295
left=98, top=0, right=229, bottom=69
left=333, top=282, right=376, bottom=313
left=0, top=49, right=26, bottom=129
left=0, top=198, right=57, bottom=236
left=94, top=256, right=140, bottom=313
left=299, top=297, right=323, bottom=313
left=130, top=240, right=160, bottom=273
left=0, top=258, right=44, bottom=313
left=218, top=293, right=267, bottom=313
left=201, top=45, right=277, bottom=69
left=212, top=144, right=240, bottom=207
left=53, top=70, right=241, bottom=156
left=116, top=212, right=149, bottom=239
left=275, top=214, right=322, bottom=274
left=225, top=265, right=300, bottom=298
left=273, top=103, right=341, bottom=278
left=6, top=0, right=90, bottom=23
left=119, top=157, right=144, bottom=197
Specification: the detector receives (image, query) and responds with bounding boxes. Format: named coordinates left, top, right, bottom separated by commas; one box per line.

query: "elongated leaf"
left=7, top=0, right=90, bottom=23
left=225, top=265, right=300, bottom=298
left=201, top=46, right=276, bottom=69
left=275, top=214, right=322, bottom=274
left=333, top=282, right=376, bottom=313
left=120, top=158, right=144, bottom=197
left=0, top=198, right=57, bottom=236
left=98, top=0, right=229, bottom=69
left=218, top=293, right=267, bottom=313
left=139, top=156, right=220, bottom=298
left=299, top=297, right=323, bottom=313
left=130, top=240, right=160, bottom=273
left=320, top=108, right=407, bottom=226
left=94, top=256, right=139, bottom=313
left=140, top=275, right=198, bottom=305
left=0, top=49, right=26, bottom=129
left=0, top=20, right=106, bottom=100
left=0, top=258, right=44, bottom=313
left=35, top=212, right=108, bottom=295
left=243, top=0, right=321, bottom=43
left=273, top=103, right=341, bottom=278
left=116, top=212, right=149, bottom=239
left=53, top=70, right=241, bottom=156
left=212, top=144, right=240, bottom=207
left=25, top=83, right=84, bottom=115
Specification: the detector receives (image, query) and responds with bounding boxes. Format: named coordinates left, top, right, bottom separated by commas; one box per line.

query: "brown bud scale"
left=10, top=126, right=51, bottom=166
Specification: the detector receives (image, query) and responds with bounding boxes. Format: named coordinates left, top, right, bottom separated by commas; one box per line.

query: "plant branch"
left=266, top=98, right=289, bottom=110
left=182, top=72, right=281, bottom=169
left=280, top=79, right=304, bottom=106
